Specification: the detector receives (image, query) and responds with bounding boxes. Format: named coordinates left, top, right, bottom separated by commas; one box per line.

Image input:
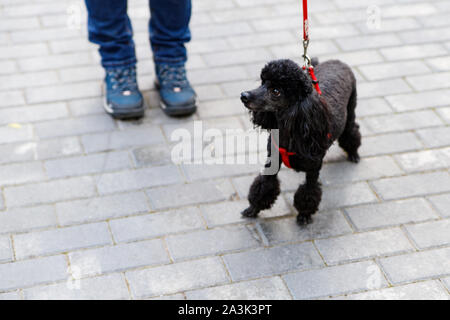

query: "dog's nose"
left=240, top=91, right=250, bottom=103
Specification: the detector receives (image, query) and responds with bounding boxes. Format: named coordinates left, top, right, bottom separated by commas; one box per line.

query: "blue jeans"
left=85, top=0, right=192, bottom=69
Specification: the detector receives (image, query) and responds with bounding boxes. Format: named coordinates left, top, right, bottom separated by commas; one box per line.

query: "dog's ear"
left=250, top=111, right=278, bottom=129
left=284, top=94, right=330, bottom=161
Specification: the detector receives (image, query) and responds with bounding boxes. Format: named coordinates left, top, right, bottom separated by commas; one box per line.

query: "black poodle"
left=240, top=59, right=361, bottom=225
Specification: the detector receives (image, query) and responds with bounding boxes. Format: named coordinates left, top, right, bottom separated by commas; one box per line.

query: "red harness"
left=272, top=133, right=332, bottom=169
left=271, top=135, right=296, bottom=169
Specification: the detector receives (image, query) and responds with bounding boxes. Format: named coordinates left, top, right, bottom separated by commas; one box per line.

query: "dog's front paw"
left=297, top=214, right=313, bottom=225
left=241, top=206, right=259, bottom=218
left=348, top=153, right=360, bottom=163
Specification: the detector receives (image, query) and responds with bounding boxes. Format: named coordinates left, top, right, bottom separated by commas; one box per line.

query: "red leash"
left=301, top=0, right=322, bottom=95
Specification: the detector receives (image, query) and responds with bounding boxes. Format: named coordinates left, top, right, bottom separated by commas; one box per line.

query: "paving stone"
left=36, top=137, right=82, bottom=160
left=395, top=148, right=450, bottom=173
left=148, top=293, right=185, bottom=300
left=416, top=126, right=450, bottom=148
left=335, top=280, right=449, bottom=300
left=0, top=71, right=59, bottom=90
left=428, top=194, right=450, bottom=217
left=379, top=43, right=447, bottom=61
left=317, top=182, right=378, bottom=210
left=359, top=61, right=431, bottom=81
left=200, top=198, right=291, bottom=227
left=315, top=228, right=413, bottom=265
left=0, top=43, right=48, bottom=59
left=383, top=2, right=437, bottom=18
left=0, top=205, right=57, bottom=235
left=35, top=115, right=115, bottom=139
left=336, top=34, right=400, bottom=51
left=147, top=179, right=236, bottom=210
left=187, top=277, right=292, bottom=300
left=45, top=151, right=131, bottom=178
left=13, top=222, right=112, bottom=260
left=0, top=236, right=12, bottom=263
left=365, top=110, right=443, bottom=133
left=399, top=26, right=450, bottom=44
left=0, top=142, right=36, bottom=165
left=426, top=56, right=450, bottom=72
left=443, top=277, right=450, bottom=291
left=4, top=176, right=97, bottom=207
left=379, top=247, right=450, bottom=284
left=358, top=78, right=412, bottom=98
left=356, top=16, right=420, bottom=34
left=406, top=72, right=450, bottom=91
left=50, top=38, right=94, bottom=54
left=436, top=107, right=450, bottom=123
left=131, top=145, right=172, bottom=167
left=96, top=165, right=182, bottom=195
left=224, top=242, right=323, bottom=281
left=271, top=41, right=339, bottom=59
left=371, top=171, right=450, bottom=200
left=405, top=219, right=450, bottom=249
left=190, top=66, right=249, bottom=86
left=81, top=126, right=165, bottom=153
left=26, top=81, right=101, bottom=104
left=356, top=98, right=392, bottom=117
left=203, top=48, right=273, bottom=67
left=258, top=210, right=352, bottom=245
left=17, top=52, right=92, bottom=72
left=362, top=132, right=424, bottom=157
left=386, top=90, right=450, bottom=112
left=0, top=161, right=46, bottom=187
left=110, top=207, right=205, bottom=243
left=0, top=124, right=33, bottom=145
left=283, top=261, right=387, bottom=299
left=0, top=291, right=22, bottom=300
left=59, top=65, right=103, bottom=83
left=345, top=198, right=438, bottom=231
left=228, top=30, right=296, bottom=49
left=0, top=102, right=69, bottom=126
left=23, top=274, right=130, bottom=300
left=0, top=255, right=68, bottom=292
left=320, top=156, right=403, bottom=186
left=69, top=240, right=170, bottom=278
left=3, top=3, right=68, bottom=18
left=166, top=225, right=261, bottom=261
left=126, top=257, right=229, bottom=299
left=182, top=163, right=260, bottom=182
left=68, top=97, right=104, bottom=116
left=56, top=192, right=150, bottom=226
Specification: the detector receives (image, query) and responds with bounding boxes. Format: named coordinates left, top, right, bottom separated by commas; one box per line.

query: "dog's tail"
left=311, top=57, right=319, bottom=67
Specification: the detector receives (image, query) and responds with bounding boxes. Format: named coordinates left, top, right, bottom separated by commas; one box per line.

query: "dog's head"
left=240, top=59, right=313, bottom=113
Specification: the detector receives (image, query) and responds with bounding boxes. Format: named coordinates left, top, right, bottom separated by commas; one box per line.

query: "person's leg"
left=149, top=0, right=191, bottom=65
left=149, top=0, right=196, bottom=116
left=85, top=0, right=136, bottom=68
left=85, top=0, right=144, bottom=119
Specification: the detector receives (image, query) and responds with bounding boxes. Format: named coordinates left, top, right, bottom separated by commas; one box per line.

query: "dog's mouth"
left=242, top=101, right=256, bottom=110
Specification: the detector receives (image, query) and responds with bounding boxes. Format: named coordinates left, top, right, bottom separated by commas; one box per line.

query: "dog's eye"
left=271, top=88, right=281, bottom=97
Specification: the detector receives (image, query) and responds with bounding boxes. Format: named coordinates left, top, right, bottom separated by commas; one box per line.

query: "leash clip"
left=302, top=39, right=311, bottom=68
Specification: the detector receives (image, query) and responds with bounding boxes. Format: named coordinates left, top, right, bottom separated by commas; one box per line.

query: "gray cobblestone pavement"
left=0, top=0, right=449, bottom=300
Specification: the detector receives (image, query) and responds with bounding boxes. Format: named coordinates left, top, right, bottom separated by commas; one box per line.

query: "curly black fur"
left=241, top=59, right=361, bottom=225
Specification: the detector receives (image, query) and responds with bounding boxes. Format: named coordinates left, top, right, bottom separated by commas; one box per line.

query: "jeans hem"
left=102, top=58, right=137, bottom=70
left=153, top=56, right=187, bottom=66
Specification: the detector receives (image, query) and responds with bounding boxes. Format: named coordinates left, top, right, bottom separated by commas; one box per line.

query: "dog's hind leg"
left=294, top=171, right=322, bottom=225
left=338, top=85, right=361, bottom=163
left=242, top=174, right=280, bottom=218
